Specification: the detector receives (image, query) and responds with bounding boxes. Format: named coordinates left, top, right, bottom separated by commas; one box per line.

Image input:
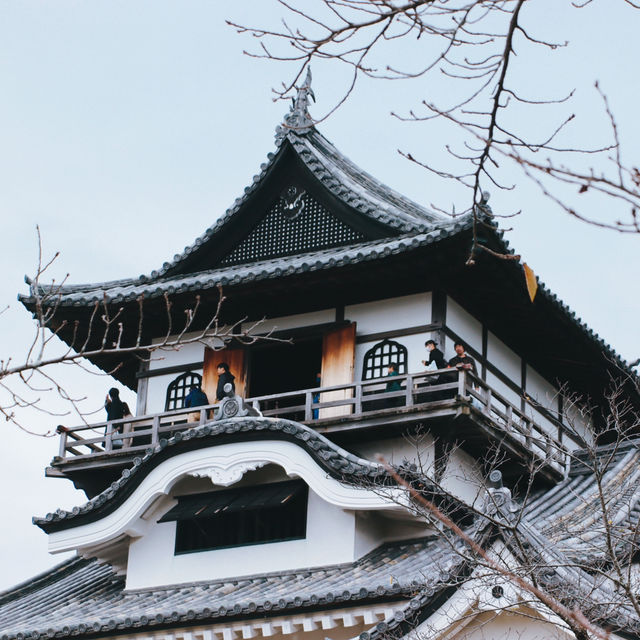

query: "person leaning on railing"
left=448, top=341, right=477, bottom=376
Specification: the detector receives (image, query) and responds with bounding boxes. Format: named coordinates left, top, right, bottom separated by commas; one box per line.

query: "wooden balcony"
left=49, top=370, right=574, bottom=496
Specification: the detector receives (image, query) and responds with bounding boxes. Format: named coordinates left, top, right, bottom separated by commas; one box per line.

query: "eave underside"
left=20, top=229, right=635, bottom=414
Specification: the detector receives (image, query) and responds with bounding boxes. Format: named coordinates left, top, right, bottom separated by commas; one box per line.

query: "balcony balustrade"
left=52, top=369, right=571, bottom=478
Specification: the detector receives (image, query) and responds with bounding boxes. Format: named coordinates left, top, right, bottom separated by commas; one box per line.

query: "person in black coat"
left=422, top=340, right=446, bottom=370
left=185, top=384, right=210, bottom=423
left=104, top=387, right=125, bottom=448
left=216, top=362, right=236, bottom=401
left=105, top=387, right=125, bottom=421
left=184, top=385, right=209, bottom=408
left=448, top=341, right=477, bottom=376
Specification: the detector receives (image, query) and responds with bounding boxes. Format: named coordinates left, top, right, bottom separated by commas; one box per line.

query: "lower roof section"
left=0, top=536, right=460, bottom=640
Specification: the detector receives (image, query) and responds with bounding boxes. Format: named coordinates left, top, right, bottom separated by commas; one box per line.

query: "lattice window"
left=158, top=480, right=308, bottom=554
left=362, top=339, right=408, bottom=380
left=165, top=371, right=203, bottom=411
left=219, top=188, right=366, bottom=266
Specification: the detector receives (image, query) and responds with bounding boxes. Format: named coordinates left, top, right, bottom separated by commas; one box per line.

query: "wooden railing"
left=54, top=369, right=569, bottom=474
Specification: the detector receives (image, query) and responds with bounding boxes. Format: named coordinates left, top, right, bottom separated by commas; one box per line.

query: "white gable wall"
left=126, top=487, right=356, bottom=589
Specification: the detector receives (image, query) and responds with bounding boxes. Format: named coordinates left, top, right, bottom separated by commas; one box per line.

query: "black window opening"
left=159, top=480, right=309, bottom=554
left=249, top=339, right=322, bottom=397
left=165, top=372, right=203, bottom=411
left=248, top=338, right=322, bottom=421
left=362, top=339, right=408, bottom=380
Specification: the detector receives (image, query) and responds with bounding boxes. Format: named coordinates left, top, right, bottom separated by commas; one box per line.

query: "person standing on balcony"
left=105, top=387, right=125, bottom=421
left=216, top=362, right=236, bottom=401
left=422, top=340, right=446, bottom=370
left=448, top=342, right=478, bottom=376
left=105, top=387, right=125, bottom=449
left=385, top=362, right=402, bottom=408
left=312, top=372, right=321, bottom=419
left=185, top=384, right=209, bottom=423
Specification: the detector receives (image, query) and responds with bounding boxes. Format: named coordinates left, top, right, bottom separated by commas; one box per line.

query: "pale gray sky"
left=1, top=1, right=638, bottom=590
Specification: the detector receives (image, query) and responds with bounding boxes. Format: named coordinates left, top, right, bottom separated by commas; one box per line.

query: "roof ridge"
left=0, top=556, right=87, bottom=604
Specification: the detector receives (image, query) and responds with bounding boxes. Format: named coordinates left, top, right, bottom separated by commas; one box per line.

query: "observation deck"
left=49, top=369, right=577, bottom=497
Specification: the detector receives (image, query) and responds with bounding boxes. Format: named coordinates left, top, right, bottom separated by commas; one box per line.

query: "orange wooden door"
left=202, top=346, right=246, bottom=402
left=319, top=323, right=356, bottom=418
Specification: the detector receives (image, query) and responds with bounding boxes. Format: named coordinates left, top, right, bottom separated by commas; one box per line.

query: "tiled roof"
left=0, top=536, right=466, bottom=640
left=524, top=439, right=640, bottom=564
left=34, top=417, right=394, bottom=533
left=151, top=126, right=446, bottom=280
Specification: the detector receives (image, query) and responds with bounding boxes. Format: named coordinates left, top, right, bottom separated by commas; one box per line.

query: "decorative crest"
left=275, top=68, right=316, bottom=144
left=480, top=471, right=519, bottom=524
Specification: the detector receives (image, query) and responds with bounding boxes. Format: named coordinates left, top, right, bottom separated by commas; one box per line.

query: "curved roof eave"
left=34, top=417, right=394, bottom=533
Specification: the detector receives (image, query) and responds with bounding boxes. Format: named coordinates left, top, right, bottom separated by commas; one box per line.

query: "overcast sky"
left=1, top=1, right=638, bottom=591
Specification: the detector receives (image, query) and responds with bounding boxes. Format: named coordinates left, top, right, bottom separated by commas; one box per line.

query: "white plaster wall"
left=345, top=293, right=431, bottom=336
left=241, top=309, right=335, bottom=335
left=148, top=340, right=205, bottom=371
left=126, top=488, right=356, bottom=589
left=564, top=398, right=594, bottom=445
left=145, top=367, right=204, bottom=415
left=441, top=447, right=484, bottom=506
left=355, top=435, right=483, bottom=507
left=524, top=366, right=561, bottom=439
left=354, top=512, right=431, bottom=558
left=486, top=332, right=521, bottom=387
left=486, top=371, right=521, bottom=408
left=526, top=367, right=559, bottom=414
left=353, top=435, right=435, bottom=468
left=354, top=333, right=434, bottom=381
left=446, top=298, right=482, bottom=354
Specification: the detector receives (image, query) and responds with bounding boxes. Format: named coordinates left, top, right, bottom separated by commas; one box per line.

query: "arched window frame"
left=362, top=339, right=408, bottom=380
left=165, top=371, right=203, bottom=411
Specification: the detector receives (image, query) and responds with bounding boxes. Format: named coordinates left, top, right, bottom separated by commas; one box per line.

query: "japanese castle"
left=2, top=73, right=640, bottom=640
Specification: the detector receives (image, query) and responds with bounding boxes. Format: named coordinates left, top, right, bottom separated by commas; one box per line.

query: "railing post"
left=405, top=374, right=413, bottom=407
left=505, top=405, right=513, bottom=432
left=305, top=391, right=312, bottom=422
left=104, top=424, right=113, bottom=452
left=457, top=370, right=466, bottom=399
left=151, top=415, right=160, bottom=445
left=355, top=382, right=362, bottom=415
left=484, top=389, right=492, bottom=416
left=199, top=408, right=207, bottom=425
left=525, top=419, right=532, bottom=450
left=58, top=431, right=67, bottom=458
left=252, top=400, right=260, bottom=413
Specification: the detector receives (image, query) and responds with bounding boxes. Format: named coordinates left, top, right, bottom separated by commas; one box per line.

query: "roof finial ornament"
left=275, top=67, right=315, bottom=144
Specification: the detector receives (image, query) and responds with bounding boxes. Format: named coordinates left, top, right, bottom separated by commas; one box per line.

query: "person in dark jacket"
left=185, top=385, right=210, bottom=423
left=105, top=388, right=125, bottom=448
left=216, top=362, right=236, bottom=401
left=448, top=341, right=478, bottom=376
left=385, top=362, right=402, bottom=408
left=422, top=339, right=446, bottom=370
left=184, top=385, right=209, bottom=408
left=105, top=387, right=125, bottom=421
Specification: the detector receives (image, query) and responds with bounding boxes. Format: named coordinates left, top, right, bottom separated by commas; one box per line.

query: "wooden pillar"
left=431, top=291, right=447, bottom=353
left=319, top=323, right=356, bottom=418
left=136, top=359, right=149, bottom=416
left=203, top=346, right=246, bottom=402
left=481, top=325, right=488, bottom=382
